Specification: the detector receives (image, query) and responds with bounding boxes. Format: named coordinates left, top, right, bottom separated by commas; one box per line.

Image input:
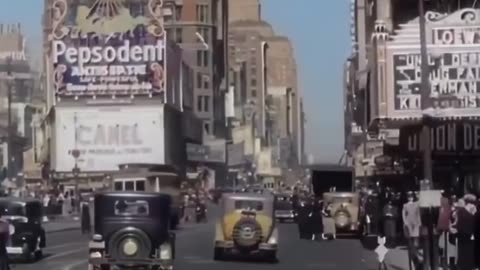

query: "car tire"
left=213, top=248, right=224, bottom=261
left=34, top=250, right=43, bottom=261
left=265, top=251, right=277, bottom=263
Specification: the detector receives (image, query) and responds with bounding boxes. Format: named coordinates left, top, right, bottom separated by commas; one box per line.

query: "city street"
left=11, top=208, right=380, bottom=270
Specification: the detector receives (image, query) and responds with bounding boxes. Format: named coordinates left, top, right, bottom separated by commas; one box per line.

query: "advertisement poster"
left=54, top=107, right=165, bottom=172
left=48, top=0, right=165, bottom=96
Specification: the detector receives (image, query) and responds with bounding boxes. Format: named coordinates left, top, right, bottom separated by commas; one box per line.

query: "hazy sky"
left=262, top=0, right=351, bottom=163
left=0, top=0, right=352, bottom=163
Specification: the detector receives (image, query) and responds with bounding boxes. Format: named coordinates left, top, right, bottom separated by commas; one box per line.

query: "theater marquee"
left=386, top=8, right=480, bottom=118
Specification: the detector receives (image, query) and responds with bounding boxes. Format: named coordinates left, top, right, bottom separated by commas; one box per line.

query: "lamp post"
left=5, top=57, right=13, bottom=182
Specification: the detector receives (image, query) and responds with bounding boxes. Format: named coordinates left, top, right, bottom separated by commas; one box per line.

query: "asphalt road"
left=11, top=209, right=380, bottom=270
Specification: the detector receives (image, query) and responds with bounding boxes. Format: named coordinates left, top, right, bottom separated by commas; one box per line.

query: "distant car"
left=273, top=194, right=295, bottom=222
left=88, top=192, right=175, bottom=270
left=0, top=197, right=46, bottom=261
left=323, top=192, right=360, bottom=235
left=214, top=193, right=278, bottom=262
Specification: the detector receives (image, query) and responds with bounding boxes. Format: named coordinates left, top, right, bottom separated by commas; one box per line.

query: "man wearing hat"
left=455, top=194, right=477, bottom=270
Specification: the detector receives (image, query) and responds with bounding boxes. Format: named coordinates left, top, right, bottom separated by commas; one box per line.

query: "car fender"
left=14, top=232, right=37, bottom=249
left=214, top=222, right=224, bottom=242
left=268, top=226, right=278, bottom=243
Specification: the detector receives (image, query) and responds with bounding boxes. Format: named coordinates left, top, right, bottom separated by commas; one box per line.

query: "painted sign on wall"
left=49, top=0, right=165, bottom=97
left=54, top=107, right=165, bottom=172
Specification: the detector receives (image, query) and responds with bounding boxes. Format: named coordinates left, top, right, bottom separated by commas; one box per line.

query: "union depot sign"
left=48, top=0, right=165, bottom=97
left=385, top=8, right=480, bottom=119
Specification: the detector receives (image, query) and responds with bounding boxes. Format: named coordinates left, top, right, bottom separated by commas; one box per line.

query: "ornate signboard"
left=49, top=0, right=165, bottom=97
left=387, top=8, right=480, bottom=118
left=399, top=120, right=480, bottom=156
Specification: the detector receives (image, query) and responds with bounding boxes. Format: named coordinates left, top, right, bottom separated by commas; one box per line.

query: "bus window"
left=114, top=182, right=123, bottom=191
left=125, top=181, right=135, bottom=191
left=136, top=181, right=146, bottom=191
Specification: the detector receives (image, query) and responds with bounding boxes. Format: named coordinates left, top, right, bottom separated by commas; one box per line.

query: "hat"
left=464, top=194, right=477, bottom=203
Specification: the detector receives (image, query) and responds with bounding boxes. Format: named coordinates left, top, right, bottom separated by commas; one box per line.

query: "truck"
left=309, top=164, right=359, bottom=235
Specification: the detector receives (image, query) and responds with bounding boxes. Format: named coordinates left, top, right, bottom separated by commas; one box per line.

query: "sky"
left=0, top=0, right=352, bottom=164
left=262, top=0, right=352, bottom=163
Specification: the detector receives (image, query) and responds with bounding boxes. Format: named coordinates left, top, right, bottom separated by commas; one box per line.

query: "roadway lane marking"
left=43, top=247, right=87, bottom=261
left=62, top=259, right=87, bottom=270
left=45, top=242, right=85, bottom=251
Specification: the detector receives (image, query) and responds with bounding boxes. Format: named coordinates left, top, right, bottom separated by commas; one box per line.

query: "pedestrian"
left=455, top=194, right=476, bottom=270
left=0, top=213, right=9, bottom=270
left=383, top=199, right=398, bottom=247
left=81, top=201, right=91, bottom=234
left=475, top=198, right=480, bottom=270
left=402, top=191, right=422, bottom=269
left=296, top=196, right=312, bottom=239
left=309, top=197, right=323, bottom=240
left=437, top=195, right=452, bottom=268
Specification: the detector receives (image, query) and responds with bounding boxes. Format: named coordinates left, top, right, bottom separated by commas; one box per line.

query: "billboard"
left=48, top=0, right=165, bottom=97
left=54, top=107, right=165, bottom=172
left=386, top=9, right=480, bottom=118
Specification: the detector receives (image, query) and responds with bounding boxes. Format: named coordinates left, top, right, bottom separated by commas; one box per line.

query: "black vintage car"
left=0, top=198, right=46, bottom=261
left=88, top=192, right=175, bottom=270
left=274, top=194, right=295, bottom=222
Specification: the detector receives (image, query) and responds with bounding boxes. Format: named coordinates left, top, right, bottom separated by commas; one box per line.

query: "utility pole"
left=6, top=57, right=13, bottom=181
left=418, top=1, right=436, bottom=270
left=418, top=0, right=433, bottom=182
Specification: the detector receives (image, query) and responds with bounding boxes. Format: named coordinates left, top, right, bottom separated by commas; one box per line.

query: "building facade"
left=41, top=0, right=205, bottom=190
left=346, top=0, right=480, bottom=194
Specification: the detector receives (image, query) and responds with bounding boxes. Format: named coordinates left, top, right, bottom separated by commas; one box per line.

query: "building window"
left=203, top=75, right=210, bottom=89
left=196, top=50, right=209, bottom=67
left=197, top=27, right=209, bottom=44
left=197, top=96, right=203, bottom=112
left=251, top=90, right=257, bottom=97
left=175, top=28, right=182, bottom=43
left=129, top=3, right=144, bottom=16
left=251, top=67, right=256, bottom=75
left=175, top=6, right=182, bottom=20
left=196, top=72, right=202, bottom=89
left=166, top=29, right=173, bottom=42
left=204, top=121, right=210, bottom=134
left=204, top=95, right=210, bottom=112
left=196, top=4, right=209, bottom=23
left=251, top=78, right=257, bottom=86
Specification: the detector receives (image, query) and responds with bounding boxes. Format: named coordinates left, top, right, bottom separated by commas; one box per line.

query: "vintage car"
left=0, top=197, right=46, bottom=261
left=88, top=192, right=175, bottom=270
left=213, top=193, right=278, bottom=262
left=273, top=193, right=295, bottom=222
left=323, top=192, right=360, bottom=235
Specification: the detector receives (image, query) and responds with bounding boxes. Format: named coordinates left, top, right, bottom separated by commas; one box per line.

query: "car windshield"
left=275, top=197, right=293, bottom=210
left=0, top=202, right=25, bottom=216
left=234, top=200, right=263, bottom=211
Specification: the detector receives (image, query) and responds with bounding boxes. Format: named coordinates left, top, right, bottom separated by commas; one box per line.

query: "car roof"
left=96, top=191, right=171, bottom=198
left=223, top=192, right=273, bottom=201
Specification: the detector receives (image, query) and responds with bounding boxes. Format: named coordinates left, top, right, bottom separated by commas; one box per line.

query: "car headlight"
left=122, top=238, right=139, bottom=256
left=267, top=236, right=277, bottom=244
left=160, top=243, right=172, bottom=260
left=8, top=224, right=14, bottom=235
left=90, top=251, right=102, bottom=258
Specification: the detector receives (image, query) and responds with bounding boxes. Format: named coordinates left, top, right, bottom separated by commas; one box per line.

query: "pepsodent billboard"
left=48, top=0, right=166, bottom=97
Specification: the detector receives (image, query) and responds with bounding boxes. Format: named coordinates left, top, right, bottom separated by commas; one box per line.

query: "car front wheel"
left=213, top=248, right=224, bottom=261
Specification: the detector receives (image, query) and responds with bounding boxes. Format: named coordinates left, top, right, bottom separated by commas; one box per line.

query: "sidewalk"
left=384, top=234, right=456, bottom=270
